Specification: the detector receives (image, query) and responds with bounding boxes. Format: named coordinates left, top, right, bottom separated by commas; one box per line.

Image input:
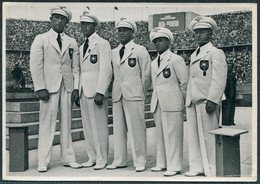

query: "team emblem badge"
left=200, top=60, right=209, bottom=76
left=69, top=48, right=73, bottom=59
left=163, top=68, right=171, bottom=78
left=90, top=55, right=97, bottom=64
left=128, top=58, right=136, bottom=67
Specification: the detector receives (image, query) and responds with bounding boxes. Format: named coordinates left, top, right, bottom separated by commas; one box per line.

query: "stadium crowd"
left=6, top=11, right=252, bottom=88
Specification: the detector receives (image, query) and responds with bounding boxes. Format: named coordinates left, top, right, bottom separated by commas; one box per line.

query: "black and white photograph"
left=2, top=2, right=257, bottom=182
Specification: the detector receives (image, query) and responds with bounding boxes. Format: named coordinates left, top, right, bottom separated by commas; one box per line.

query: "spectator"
left=222, top=62, right=237, bottom=126
left=11, top=62, right=24, bottom=89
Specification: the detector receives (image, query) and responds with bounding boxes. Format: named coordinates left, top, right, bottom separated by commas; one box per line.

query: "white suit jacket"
left=186, top=42, right=227, bottom=106
left=79, top=33, right=112, bottom=98
left=112, top=40, right=151, bottom=102
left=30, top=29, right=80, bottom=93
left=150, top=49, right=189, bottom=112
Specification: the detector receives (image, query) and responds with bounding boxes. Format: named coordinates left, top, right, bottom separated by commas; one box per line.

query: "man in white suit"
left=149, top=27, right=189, bottom=176
left=75, top=11, right=112, bottom=170
left=30, top=6, right=81, bottom=172
left=106, top=18, right=151, bottom=172
left=185, top=16, right=227, bottom=177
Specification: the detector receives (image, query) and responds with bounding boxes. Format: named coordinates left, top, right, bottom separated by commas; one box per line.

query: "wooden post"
left=9, top=127, right=29, bottom=172
left=209, top=127, right=248, bottom=177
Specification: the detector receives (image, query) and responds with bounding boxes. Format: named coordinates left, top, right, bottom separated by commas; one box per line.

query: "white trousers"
left=112, top=98, right=147, bottom=167
left=153, top=104, right=183, bottom=172
left=80, top=94, right=109, bottom=165
left=186, top=102, right=219, bottom=176
left=38, top=82, right=75, bottom=167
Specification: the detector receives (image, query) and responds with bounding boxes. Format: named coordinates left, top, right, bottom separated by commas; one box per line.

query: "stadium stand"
left=5, top=11, right=252, bottom=88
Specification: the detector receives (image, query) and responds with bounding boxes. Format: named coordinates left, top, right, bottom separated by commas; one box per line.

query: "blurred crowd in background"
left=5, top=11, right=252, bottom=89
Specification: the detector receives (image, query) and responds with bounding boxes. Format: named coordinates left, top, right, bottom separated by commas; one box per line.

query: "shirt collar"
left=50, top=28, right=65, bottom=40
left=158, top=49, right=170, bottom=60
left=86, top=32, right=97, bottom=42
left=120, top=40, right=134, bottom=49
left=198, top=42, right=213, bottom=53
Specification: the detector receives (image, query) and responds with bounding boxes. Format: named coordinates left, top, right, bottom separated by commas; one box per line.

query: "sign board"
left=149, top=11, right=200, bottom=32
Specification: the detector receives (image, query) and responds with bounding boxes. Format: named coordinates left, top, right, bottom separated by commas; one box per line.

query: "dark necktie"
left=83, top=38, right=89, bottom=57
left=57, top=34, right=62, bottom=50
left=196, top=47, right=200, bottom=56
left=119, top=45, right=125, bottom=60
left=157, top=55, right=161, bottom=67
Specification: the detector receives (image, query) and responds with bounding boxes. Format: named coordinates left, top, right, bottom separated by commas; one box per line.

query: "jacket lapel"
left=115, top=47, right=121, bottom=66
left=191, top=52, right=207, bottom=65
left=151, top=58, right=158, bottom=75
left=61, top=35, right=70, bottom=57
left=191, top=42, right=213, bottom=65
left=121, top=42, right=134, bottom=64
left=48, top=31, right=61, bottom=53
left=79, top=44, right=84, bottom=62
left=83, top=35, right=98, bottom=61
left=156, top=50, right=171, bottom=76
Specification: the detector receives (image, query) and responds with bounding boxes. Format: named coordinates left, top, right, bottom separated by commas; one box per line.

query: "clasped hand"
left=205, top=100, right=217, bottom=113
left=94, top=93, right=104, bottom=105
left=71, top=89, right=80, bottom=106
left=36, top=89, right=50, bottom=101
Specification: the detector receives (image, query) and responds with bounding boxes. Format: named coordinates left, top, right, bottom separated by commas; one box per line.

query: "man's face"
left=152, top=37, right=170, bottom=54
left=81, top=22, right=96, bottom=38
left=194, top=28, right=212, bottom=46
left=149, top=52, right=158, bottom=61
left=117, top=27, right=133, bottom=45
left=50, top=14, right=68, bottom=33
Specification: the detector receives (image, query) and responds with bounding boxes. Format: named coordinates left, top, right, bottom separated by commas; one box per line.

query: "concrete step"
left=6, top=112, right=156, bottom=136
left=6, top=128, right=85, bottom=150
left=6, top=106, right=152, bottom=123
left=6, top=102, right=151, bottom=113
left=6, top=111, right=40, bottom=124
left=6, top=119, right=83, bottom=137
left=6, top=92, right=38, bottom=102
left=6, top=101, right=40, bottom=112
left=6, top=109, right=82, bottom=123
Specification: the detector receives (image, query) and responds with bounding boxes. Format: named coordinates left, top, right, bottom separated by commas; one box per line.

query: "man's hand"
left=36, top=89, right=50, bottom=101
left=94, top=93, right=104, bottom=105
left=71, top=89, right=80, bottom=106
left=205, top=100, right=217, bottom=113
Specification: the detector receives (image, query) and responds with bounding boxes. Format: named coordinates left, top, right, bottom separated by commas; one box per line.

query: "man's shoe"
left=63, top=162, right=82, bottom=169
left=185, top=171, right=205, bottom=177
left=163, top=171, right=181, bottom=176
left=37, top=166, right=47, bottom=172
left=94, top=164, right=107, bottom=170
left=151, top=166, right=166, bottom=172
left=106, top=164, right=127, bottom=170
left=82, top=161, right=96, bottom=168
left=135, top=166, right=145, bottom=172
